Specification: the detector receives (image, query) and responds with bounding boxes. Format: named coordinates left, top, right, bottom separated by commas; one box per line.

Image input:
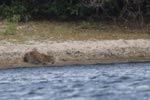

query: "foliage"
left=0, top=0, right=30, bottom=22
left=0, top=0, right=149, bottom=24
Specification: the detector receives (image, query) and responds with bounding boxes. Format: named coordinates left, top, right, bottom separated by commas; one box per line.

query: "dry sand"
left=0, top=39, right=150, bottom=68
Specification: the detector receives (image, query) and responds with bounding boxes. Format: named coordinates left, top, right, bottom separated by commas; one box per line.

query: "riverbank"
left=1, top=21, right=150, bottom=42
left=0, top=39, right=150, bottom=68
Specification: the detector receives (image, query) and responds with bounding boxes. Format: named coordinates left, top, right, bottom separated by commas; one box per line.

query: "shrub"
left=0, top=0, right=30, bottom=22
left=0, top=0, right=149, bottom=24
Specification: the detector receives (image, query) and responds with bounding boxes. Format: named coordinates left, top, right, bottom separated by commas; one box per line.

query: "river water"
left=0, top=63, right=150, bottom=100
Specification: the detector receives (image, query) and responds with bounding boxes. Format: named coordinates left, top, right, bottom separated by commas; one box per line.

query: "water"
left=0, top=63, right=150, bottom=100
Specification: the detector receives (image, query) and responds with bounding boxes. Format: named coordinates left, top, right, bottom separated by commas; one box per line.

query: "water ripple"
left=0, top=63, right=149, bottom=100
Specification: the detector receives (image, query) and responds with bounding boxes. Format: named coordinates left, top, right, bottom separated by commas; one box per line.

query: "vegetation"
left=0, top=0, right=150, bottom=24
left=0, top=0, right=149, bottom=40
left=0, top=21, right=150, bottom=42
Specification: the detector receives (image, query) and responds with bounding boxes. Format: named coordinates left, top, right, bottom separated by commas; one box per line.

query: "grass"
left=0, top=21, right=150, bottom=42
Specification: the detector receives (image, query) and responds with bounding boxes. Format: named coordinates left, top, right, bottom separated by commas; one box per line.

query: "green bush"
left=0, top=0, right=30, bottom=22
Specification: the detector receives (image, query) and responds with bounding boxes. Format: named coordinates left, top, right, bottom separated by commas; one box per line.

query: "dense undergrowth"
left=0, top=0, right=150, bottom=37
left=0, top=0, right=150, bottom=25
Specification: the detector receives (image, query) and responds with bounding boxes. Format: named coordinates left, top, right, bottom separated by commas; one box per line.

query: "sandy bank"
left=0, top=39, right=150, bottom=68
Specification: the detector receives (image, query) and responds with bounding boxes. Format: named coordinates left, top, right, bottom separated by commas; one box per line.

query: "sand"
left=0, top=39, right=150, bottom=68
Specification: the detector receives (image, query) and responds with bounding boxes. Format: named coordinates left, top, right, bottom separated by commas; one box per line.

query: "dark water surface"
left=0, top=63, right=150, bottom=100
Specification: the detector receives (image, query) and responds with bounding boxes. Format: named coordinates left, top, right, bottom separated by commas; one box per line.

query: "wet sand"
left=0, top=39, right=150, bottom=68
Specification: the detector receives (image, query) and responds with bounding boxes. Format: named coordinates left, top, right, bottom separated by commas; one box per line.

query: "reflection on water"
left=0, top=63, right=150, bottom=100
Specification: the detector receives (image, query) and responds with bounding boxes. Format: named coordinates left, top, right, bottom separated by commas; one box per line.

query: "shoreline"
left=0, top=39, right=150, bottom=69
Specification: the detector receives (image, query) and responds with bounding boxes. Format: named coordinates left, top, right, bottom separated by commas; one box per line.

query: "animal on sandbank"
left=23, top=49, right=55, bottom=65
